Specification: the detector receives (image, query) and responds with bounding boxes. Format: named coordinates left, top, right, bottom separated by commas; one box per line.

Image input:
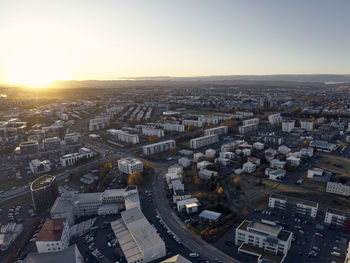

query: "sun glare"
left=6, top=42, right=68, bottom=88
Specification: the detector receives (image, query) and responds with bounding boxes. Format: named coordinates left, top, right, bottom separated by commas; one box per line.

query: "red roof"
left=36, top=218, right=67, bottom=242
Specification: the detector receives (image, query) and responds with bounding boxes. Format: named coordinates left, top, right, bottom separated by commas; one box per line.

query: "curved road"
left=152, top=167, right=240, bottom=263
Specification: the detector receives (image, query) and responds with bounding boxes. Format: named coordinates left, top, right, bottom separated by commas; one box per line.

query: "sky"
left=0, top=0, right=350, bottom=86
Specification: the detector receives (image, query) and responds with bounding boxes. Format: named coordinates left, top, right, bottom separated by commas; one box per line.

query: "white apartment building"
left=307, top=168, right=324, bottom=179
left=143, top=140, right=176, bottom=155
left=268, top=113, right=282, bottom=125
left=309, top=140, right=337, bottom=153
left=163, top=123, right=185, bottom=132
left=243, top=162, right=256, bottom=173
left=118, top=158, right=143, bottom=175
left=301, top=120, right=313, bottom=131
left=60, top=148, right=94, bottom=167
left=265, top=168, right=286, bottom=181
left=268, top=194, right=318, bottom=219
left=177, top=198, right=199, bottom=212
left=198, top=169, right=218, bottom=180
left=142, top=127, right=164, bottom=138
left=282, top=120, right=295, bottom=132
left=286, top=156, right=300, bottom=166
left=182, top=119, right=203, bottom=127
left=270, top=159, right=286, bottom=169
left=89, top=117, right=110, bottom=131
left=243, top=118, right=259, bottom=126
left=253, top=142, right=264, bottom=150
left=238, top=123, right=259, bottom=134
left=178, top=157, right=191, bottom=168
left=324, top=208, right=350, bottom=229
left=204, top=126, right=228, bottom=136
left=110, top=207, right=166, bottom=263
left=51, top=186, right=140, bottom=226
left=36, top=218, right=70, bottom=253
left=235, top=219, right=292, bottom=263
left=326, top=182, right=350, bottom=197
left=190, top=134, right=219, bottom=149
left=107, top=129, right=139, bottom=144
left=198, top=115, right=219, bottom=125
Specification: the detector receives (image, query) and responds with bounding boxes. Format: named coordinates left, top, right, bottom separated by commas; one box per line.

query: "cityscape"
left=1, top=1, right=350, bottom=263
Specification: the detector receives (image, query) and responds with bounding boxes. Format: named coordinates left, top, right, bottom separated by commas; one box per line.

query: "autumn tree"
left=170, top=146, right=178, bottom=155
left=128, top=171, right=143, bottom=185
left=187, top=125, right=195, bottom=132
left=232, top=176, right=240, bottom=189
left=217, top=186, right=224, bottom=195
left=149, top=135, right=159, bottom=142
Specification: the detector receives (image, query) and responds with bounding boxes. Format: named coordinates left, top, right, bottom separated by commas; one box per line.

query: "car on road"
left=189, top=253, right=199, bottom=258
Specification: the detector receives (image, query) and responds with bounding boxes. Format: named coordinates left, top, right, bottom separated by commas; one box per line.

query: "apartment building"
left=19, top=141, right=40, bottom=155
left=326, top=182, right=350, bottom=197
left=301, top=120, right=313, bottom=131
left=64, top=133, right=82, bottom=146
left=309, top=140, right=337, bottom=153
left=142, top=126, right=164, bottom=138
left=182, top=119, right=203, bottom=127
left=118, top=158, right=143, bottom=175
left=238, top=123, right=259, bottom=134
left=190, top=134, right=219, bottom=149
left=243, top=118, right=259, bottom=126
left=235, top=219, right=292, bottom=263
left=282, top=120, right=295, bottom=132
left=51, top=186, right=140, bottom=226
left=60, top=147, right=94, bottom=167
left=204, top=126, right=228, bottom=136
left=324, top=208, right=350, bottom=230
left=107, top=129, right=139, bottom=144
left=43, top=137, right=61, bottom=152
left=36, top=218, right=70, bottom=253
left=268, top=194, right=318, bottom=219
left=243, top=162, right=256, bottom=173
left=143, top=140, right=176, bottom=155
left=163, top=123, right=185, bottom=132
left=268, top=113, right=282, bottom=124
left=89, top=117, right=110, bottom=131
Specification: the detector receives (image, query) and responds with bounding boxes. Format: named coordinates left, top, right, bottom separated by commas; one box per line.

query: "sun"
left=5, top=42, right=69, bottom=88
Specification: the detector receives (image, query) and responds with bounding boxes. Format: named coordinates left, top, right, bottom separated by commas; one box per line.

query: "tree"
left=187, top=125, right=195, bottom=132
left=170, top=146, right=178, bottom=155
left=103, top=161, right=113, bottom=174
left=233, top=176, right=240, bottom=189
left=149, top=135, right=159, bottom=142
left=128, top=171, right=143, bottom=185
left=194, top=176, right=201, bottom=185
left=217, top=186, right=224, bottom=195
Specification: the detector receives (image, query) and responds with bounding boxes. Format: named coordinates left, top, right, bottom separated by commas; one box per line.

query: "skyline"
left=1, top=0, right=350, bottom=87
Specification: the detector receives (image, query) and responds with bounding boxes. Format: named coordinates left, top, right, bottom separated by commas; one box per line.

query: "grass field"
left=318, top=154, right=350, bottom=177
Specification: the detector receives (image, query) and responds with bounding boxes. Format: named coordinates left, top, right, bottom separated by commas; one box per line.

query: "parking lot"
left=215, top=208, right=349, bottom=263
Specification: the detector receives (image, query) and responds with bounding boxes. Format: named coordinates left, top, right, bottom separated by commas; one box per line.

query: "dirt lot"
left=318, top=154, right=350, bottom=177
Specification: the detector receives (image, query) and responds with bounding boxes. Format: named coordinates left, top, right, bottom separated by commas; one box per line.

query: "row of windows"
left=47, top=243, right=60, bottom=246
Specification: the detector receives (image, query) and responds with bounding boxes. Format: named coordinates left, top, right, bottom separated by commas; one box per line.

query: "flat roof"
left=199, top=210, right=222, bottom=220
left=239, top=243, right=284, bottom=263
left=248, top=220, right=282, bottom=236
left=326, top=207, right=350, bottom=218
left=36, top=218, right=66, bottom=242
left=270, top=193, right=318, bottom=208
left=30, top=175, right=56, bottom=191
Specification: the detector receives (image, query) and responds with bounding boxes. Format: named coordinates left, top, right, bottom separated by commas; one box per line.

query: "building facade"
left=190, top=134, right=219, bottom=149
left=143, top=140, right=176, bottom=155
left=118, top=158, right=143, bottom=175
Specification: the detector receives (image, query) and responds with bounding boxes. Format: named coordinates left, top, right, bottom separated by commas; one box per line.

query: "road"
left=152, top=165, right=240, bottom=263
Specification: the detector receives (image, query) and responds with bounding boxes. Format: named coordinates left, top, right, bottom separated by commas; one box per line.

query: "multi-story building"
left=0, top=127, right=18, bottom=143
left=268, top=194, right=318, bottom=219
left=19, top=141, right=40, bottom=155
left=301, top=120, right=313, bottom=131
left=23, top=245, right=84, bottom=263
left=89, top=117, right=110, bottom=131
left=110, top=207, right=166, bottom=263
left=60, top=147, right=94, bottom=167
left=324, top=208, right=350, bottom=231
left=51, top=186, right=140, bottom=226
left=64, top=133, right=82, bottom=146
left=143, top=140, right=176, bottom=155
left=30, top=175, right=59, bottom=213
left=238, top=123, right=258, bottom=134
left=182, top=119, right=203, bottom=128
left=243, top=162, right=256, bottom=173
left=282, top=120, right=295, bottom=132
left=309, top=140, right=337, bottom=153
left=263, top=135, right=284, bottom=145
left=268, top=113, right=282, bottom=125
left=204, top=126, right=228, bottom=136
left=107, top=129, right=139, bottom=144
left=36, top=218, right=70, bottom=253
left=242, top=118, right=259, bottom=126
left=29, top=159, right=51, bottom=174
left=163, top=123, right=185, bottom=132
left=142, top=127, right=164, bottom=138
left=235, top=219, right=292, bottom=262
left=118, top=158, right=143, bottom=175
left=190, top=134, right=219, bottom=149
left=43, top=137, right=61, bottom=152
left=326, top=182, right=350, bottom=197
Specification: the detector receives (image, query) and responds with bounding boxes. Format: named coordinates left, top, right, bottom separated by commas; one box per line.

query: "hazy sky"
left=1, top=0, right=350, bottom=86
